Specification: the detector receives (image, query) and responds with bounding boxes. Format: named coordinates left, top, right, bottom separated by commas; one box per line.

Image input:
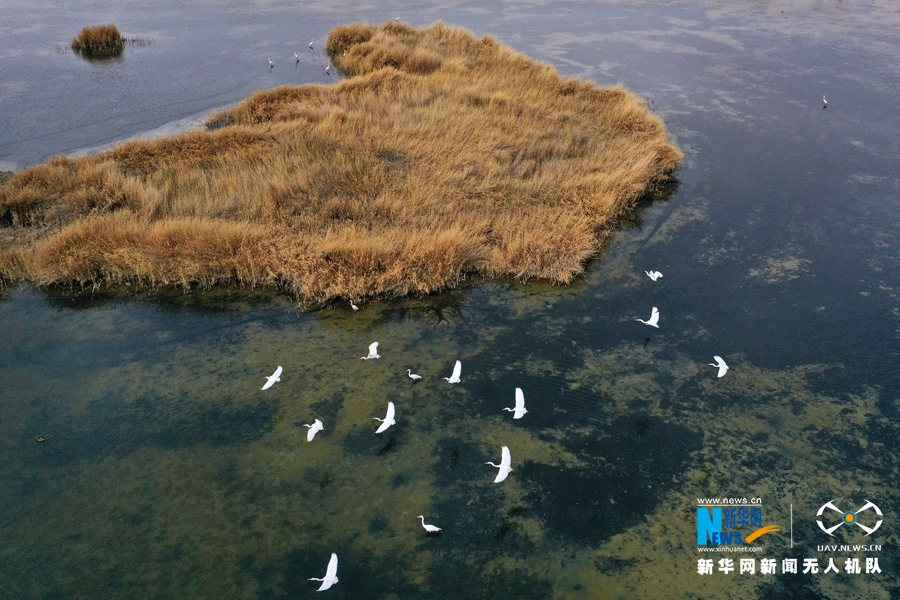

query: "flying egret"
left=486, top=446, right=512, bottom=483
left=708, top=356, right=729, bottom=378
left=373, top=402, right=396, bottom=434
left=635, top=307, right=660, bottom=328
left=443, top=360, right=462, bottom=384
left=268, top=56, right=274, bottom=69
left=645, top=270, right=663, bottom=282
left=406, top=368, right=422, bottom=381
left=303, top=419, right=324, bottom=441
left=262, top=366, right=283, bottom=390
left=309, top=553, right=339, bottom=591
left=417, top=515, right=441, bottom=533
left=823, top=95, right=827, bottom=108
left=360, top=342, right=380, bottom=360
left=503, top=388, right=528, bottom=419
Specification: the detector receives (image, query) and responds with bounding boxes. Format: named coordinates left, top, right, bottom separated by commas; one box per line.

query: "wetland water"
left=1, top=0, right=899, bottom=598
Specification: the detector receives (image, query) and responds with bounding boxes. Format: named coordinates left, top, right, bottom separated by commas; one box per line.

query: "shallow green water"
left=2, top=0, right=900, bottom=598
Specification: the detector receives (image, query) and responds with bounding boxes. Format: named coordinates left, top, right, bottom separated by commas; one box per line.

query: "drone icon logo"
left=816, top=500, right=883, bottom=536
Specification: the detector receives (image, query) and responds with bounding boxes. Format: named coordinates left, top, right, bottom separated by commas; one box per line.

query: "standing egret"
left=303, top=419, right=324, bottom=441
left=309, top=39, right=314, bottom=49
left=708, top=356, right=729, bottom=378
left=325, top=63, right=331, bottom=77
left=373, top=402, right=396, bottom=434
left=635, top=307, right=660, bottom=328
left=443, top=360, right=462, bottom=384
left=503, top=388, right=528, bottom=419
left=268, top=56, right=274, bottom=69
left=823, top=95, right=828, bottom=108
left=645, top=270, right=663, bottom=282
left=486, top=446, right=512, bottom=483
left=294, top=51, right=300, bottom=66
left=406, top=368, right=422, bottom=381
left=309, top=553, right=339, bottom=591
left=350, top=301, right=359, bottom=311
left=261, top=366, right=283, bottom=390
left=360, top=342, right=380, bottom=360
left=417, top=515, right=441, bottom=533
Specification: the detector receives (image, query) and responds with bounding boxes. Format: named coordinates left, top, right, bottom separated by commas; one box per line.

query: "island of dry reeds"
left=0, top=22, right=682, bottom=303
left=71, top=24, right=125, bottom=57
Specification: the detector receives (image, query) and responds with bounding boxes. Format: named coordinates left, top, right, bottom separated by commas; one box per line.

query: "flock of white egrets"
left=260, top=267, right=727, bottom=591
left=637, top=270, right=729, bottom=377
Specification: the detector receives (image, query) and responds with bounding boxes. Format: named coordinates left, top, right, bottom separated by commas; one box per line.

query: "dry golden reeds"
left=71, top=24, right=124, bottom=56
left=1, top=22, right=682, bottom=303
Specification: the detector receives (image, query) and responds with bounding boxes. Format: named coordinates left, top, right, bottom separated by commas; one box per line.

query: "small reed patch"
left=2, top=22, right=682, bottom=304
left=71, top=24, right=125, bottom=57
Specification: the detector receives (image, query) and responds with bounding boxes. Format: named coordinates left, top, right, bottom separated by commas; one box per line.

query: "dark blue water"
left=1, top=1, right=899, bottom=598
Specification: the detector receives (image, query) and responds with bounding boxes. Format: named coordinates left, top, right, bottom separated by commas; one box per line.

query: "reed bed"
left=71, top=24, right=125, bottom=57
left=1, top=22, right=682, bottom=303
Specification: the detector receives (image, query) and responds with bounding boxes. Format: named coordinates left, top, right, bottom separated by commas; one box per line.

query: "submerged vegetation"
left=70, top=24, right=124, bottom=57
left=0, top=22, right=682, bottom=303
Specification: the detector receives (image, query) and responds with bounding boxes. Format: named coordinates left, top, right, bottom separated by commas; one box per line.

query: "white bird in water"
left=373, top=401, right=396, bottom=434
left=325, top=63, right=331, bottom=77
left=635, top=306, right=660, bottom=328
left=268, top=56, right=274, bottom=69
left=443, top=360, right=462, bottom=384
left=417, top=515, right=441, bottom=533
left=261, top=366, right=282, bottom=390
left=309, top=39, right=314, bottom=49
left=309, top=553, right=339, bottom=591
left=645, top=270, right=663, bottom=282
left=503, top=388, right=528, bottom=419
left=708, top=355, right=729, bottom=378
left=406, top=368, right=422, bottom=381
left=486, top=446, right=512, bottom=483
left=303, top=419, right=324, bottom=441
left=823, top=95, right=827, bottom=108
left=294, top=51, right=300, bottom=66
left=360, top=342, right=380, bottom=360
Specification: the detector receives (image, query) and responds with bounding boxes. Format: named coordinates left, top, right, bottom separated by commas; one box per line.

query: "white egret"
left=823, top=95, right=827, bottom=108
left=268, top=56, right=274, bottom=69
left=503, top=388, right=528, bottom=419
left=708, top=356, right=729, bottom=378
left=309, top=553, right=339, bottom=591
left=406, top=368, right=422, bottom=381
left=417, top=515, right=441, bottom=533
left=350, top=301, right=359, bottom=311
left=360, top=342, right=380, bottom=360
left=373, top=402, right=396, bottom=434
left=635, top=306, right=660, bottom=328
left=303, top=419, right=324, bottom=441
left=443, top=360, right=462, bottom=384
left=309, top=39, right=314, bottom=49
left=294, top=51, right=300, bottom=66
left=645, top=270, right=663, bottom=281
left=486, top=446, right=512, bottom=483
left=325, top=63, right=331, bottom=77
left=261, top=366, right=283, bottom=390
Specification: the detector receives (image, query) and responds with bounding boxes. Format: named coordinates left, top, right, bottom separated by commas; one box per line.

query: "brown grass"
left=71, top=24, right=125, bottom=56
left=1, top=22, right=682, bottom=303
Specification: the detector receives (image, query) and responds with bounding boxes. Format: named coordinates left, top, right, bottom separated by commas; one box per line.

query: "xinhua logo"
left=816, top=500, right=883, bottom=536
left=697, top=505, right=780, bottom=546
